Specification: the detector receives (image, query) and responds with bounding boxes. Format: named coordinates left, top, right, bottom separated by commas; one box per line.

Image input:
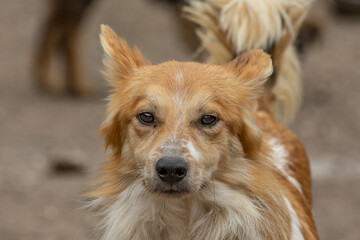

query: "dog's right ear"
left=100, top=25, right=148, bottom=83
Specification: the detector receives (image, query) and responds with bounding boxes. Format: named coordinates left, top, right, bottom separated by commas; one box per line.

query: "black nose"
left=155, top=157, right=189, bottom=184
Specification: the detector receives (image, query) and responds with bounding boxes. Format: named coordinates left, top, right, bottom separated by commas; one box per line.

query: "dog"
left=86, top=21, right=318, bottom=239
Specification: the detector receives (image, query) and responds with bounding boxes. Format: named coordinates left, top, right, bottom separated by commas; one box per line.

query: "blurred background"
left=0, top=0, right=359, bottom=239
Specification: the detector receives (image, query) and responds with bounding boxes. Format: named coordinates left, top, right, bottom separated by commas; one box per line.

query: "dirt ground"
left=0, top=0, right=359, bottom=239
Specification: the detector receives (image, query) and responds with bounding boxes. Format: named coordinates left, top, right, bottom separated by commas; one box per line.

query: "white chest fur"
left=99, top=181, right=269, bottom=240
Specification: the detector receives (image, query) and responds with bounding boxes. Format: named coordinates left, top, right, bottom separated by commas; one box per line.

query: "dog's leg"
left=34, top=0, right=95, bottom=95
left=62, top=0, right=95, bottom=96
left=33, top=0, right=66, bottom=93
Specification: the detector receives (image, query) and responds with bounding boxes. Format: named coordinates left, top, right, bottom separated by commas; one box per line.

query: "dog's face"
left=98, top=25, right=272, bottom=198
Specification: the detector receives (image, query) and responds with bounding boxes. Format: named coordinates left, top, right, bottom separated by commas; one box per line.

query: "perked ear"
left=227, top=50, right=273, bottom=98
left=226, top=50, right=272, bottom=159
left=100, top=25, right=148, bottom=81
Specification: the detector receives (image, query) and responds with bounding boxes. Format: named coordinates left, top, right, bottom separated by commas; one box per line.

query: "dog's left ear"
left=100, top=25, right=148, bottom=84
left=227, top=50, right=272, bottom=159
left=226, top=50, right=273, bottom=98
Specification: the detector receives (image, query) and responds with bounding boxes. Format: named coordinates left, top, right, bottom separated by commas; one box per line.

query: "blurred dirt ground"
left=0, top=0, right=359, bottom=239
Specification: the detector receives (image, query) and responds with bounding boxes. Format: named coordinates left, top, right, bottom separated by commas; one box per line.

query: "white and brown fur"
left=86, top=17, right=318, bottom=239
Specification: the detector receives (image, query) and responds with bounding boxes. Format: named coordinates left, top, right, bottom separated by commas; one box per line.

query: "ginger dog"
left=86, top=25, right=318, bottom=240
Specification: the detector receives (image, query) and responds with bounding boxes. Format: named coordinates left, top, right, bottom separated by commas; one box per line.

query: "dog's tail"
left=183, top=0, right=313, bottom=125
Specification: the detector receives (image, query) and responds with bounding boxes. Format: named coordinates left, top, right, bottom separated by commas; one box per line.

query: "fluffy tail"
left=183, top=0, right=313, bottom=125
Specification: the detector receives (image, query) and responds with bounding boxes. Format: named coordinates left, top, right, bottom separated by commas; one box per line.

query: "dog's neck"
left=98, top=177, right=290, bottom=240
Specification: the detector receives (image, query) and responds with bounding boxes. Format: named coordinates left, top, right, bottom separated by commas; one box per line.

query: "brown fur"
left=256, top=110, right=318, bottom=239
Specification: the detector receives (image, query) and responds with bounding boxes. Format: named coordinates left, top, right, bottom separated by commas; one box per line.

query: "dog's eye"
left=138, top=112, right=155, bottom=125
left=200, top=115, right=218, bottom=127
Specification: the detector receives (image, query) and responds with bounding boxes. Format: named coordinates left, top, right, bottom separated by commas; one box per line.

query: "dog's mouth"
left=151, top=183, right=191, bottom=198
left=143, top=178, right=191, bottom=197
left=164, top=190, right=181, bottom=194
left=156, top=189, right=190, bottom=198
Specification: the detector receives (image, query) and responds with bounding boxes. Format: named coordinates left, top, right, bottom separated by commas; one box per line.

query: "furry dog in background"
left=34, top=0, right=319, bottom=100
left=87, top=0, right=318, bottom=239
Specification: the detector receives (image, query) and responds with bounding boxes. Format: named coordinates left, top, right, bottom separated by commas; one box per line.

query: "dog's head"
left=96, top=25, right=272, bottom=198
